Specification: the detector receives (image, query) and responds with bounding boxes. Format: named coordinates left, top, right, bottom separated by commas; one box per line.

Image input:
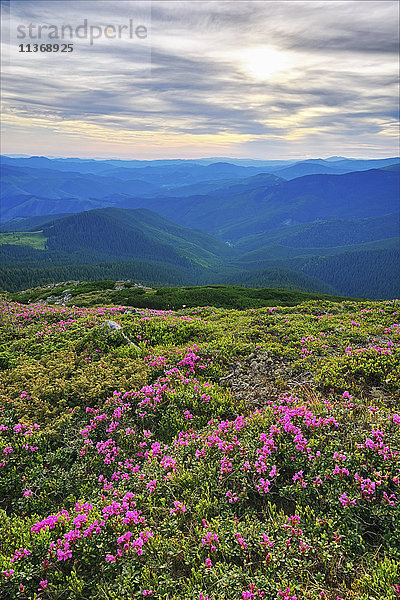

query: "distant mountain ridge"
left=1, top=154, right=399, bottom=223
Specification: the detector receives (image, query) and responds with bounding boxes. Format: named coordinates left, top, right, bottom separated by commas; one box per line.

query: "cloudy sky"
left=1, top=0, right=398, bottom=159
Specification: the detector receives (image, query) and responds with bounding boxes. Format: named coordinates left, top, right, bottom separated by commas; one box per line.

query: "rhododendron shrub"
left=0, top=297, right=399, bottom=599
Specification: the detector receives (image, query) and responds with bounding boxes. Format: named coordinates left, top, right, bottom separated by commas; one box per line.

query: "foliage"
left=0, top=291, right=399, bottom=600
left=10, top=282, right=355, bottom=311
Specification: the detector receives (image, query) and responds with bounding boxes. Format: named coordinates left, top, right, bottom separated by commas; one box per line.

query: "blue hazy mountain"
left=1, top=158, right=282, bottom=222
left=1, top=156, right=399, bottom=223
left=270, top=157, right=400, bottom=180
left=128, top=167, right=399, bottom=239
left=272, top=161, right=350, bottom=179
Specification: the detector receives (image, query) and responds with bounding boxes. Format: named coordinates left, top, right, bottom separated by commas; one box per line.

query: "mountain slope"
left=151, top=172, right=284, bottom=198
left=42, top=207, right=235, bottom=268
left=115, top=175, right=284, bottom=233
left=228, top=247, right=400, bottom=299
left=0, top=208, right=237, bottom=291
left=111, top=167, right=399, bottom=240
left=272, top=161, right=349, bottom=179
left=234, top=213, right=400, bottom=253
left=0, top=213, right=74, bottom=233
left=216, top=168, right=399, bottom=240
left=0, top=158, right=278, bottom=223
left=270, top=157, right=399, bottom=179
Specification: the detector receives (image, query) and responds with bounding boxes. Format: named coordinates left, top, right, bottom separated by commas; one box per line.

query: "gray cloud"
left=1, top=0, right=398, bottom=158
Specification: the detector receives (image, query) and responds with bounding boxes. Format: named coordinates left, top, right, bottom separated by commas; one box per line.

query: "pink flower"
left=57, top=545, right=72, bottom=561
left=299, top=540, right=309, bottom=553
left=278, top=588, right=297, bottom=600
left=39, top=580, right=48, bottom=590
left=333, top=452, right=347, bottom=461
left=143, top=591, right=152, bottom=597
left=261, top=533, right=273, bottom=548
left=146, top=479, right=157, bottom=492
left=10, top=547, right=31, bottom=563
left=23, top=489, right=33, bottom=497
left=123, top=510, right=144, bottom=525
left=293, top=471, right=306, bottom=487
left=333, top=465, right=349, bottom=477
left=117, top=531, right=133, bottom=546
left=242, top=583, right=264, bottom=599
left=170, top=500, right=187, bottom=515
left=205, top=557, right=212, bottom=569
left=339, top=493, right=356, bottom=507
left=383, top=492, right=396, bottom=506
left=226, top=490, right=238, bottom=503
left=3, top=570, right=14, bottom=578
left=220, top=457, right=232, bottom=474
left=202, top=531, right=219, bottom=552
left=256, top=478, right=270, bottom=493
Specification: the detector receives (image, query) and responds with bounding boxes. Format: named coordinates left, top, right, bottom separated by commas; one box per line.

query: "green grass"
left=0, top=230, right=47, bottom=250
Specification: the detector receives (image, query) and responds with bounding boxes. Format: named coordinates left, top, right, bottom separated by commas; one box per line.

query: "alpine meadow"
left=0, top=1, right=399, bottom=600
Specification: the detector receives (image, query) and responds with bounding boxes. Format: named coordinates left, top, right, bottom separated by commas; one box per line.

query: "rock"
left=105, top=320, right=122, bottom=331
left=102, top=321, right=139, bottom=349
left=54, top=292, right=73, bottom=305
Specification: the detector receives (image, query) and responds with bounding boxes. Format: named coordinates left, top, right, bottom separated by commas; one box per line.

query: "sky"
left=1, top=0, right=399, bottom=160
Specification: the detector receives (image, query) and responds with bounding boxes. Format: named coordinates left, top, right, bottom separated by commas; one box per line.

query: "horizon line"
left=2, top=153, right=400, bottom=162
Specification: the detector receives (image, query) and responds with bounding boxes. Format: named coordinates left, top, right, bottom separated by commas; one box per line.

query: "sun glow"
left=240, top=46, right=293, bottom=80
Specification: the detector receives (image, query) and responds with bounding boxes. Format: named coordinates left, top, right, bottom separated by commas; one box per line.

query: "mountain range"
left=1, top=155, right=399, bottom=298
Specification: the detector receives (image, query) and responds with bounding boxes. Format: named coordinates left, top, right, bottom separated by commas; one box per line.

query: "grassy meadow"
left=0, top=290, right=399, bottom=599
left=0, top=232, right=47, bottom=250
